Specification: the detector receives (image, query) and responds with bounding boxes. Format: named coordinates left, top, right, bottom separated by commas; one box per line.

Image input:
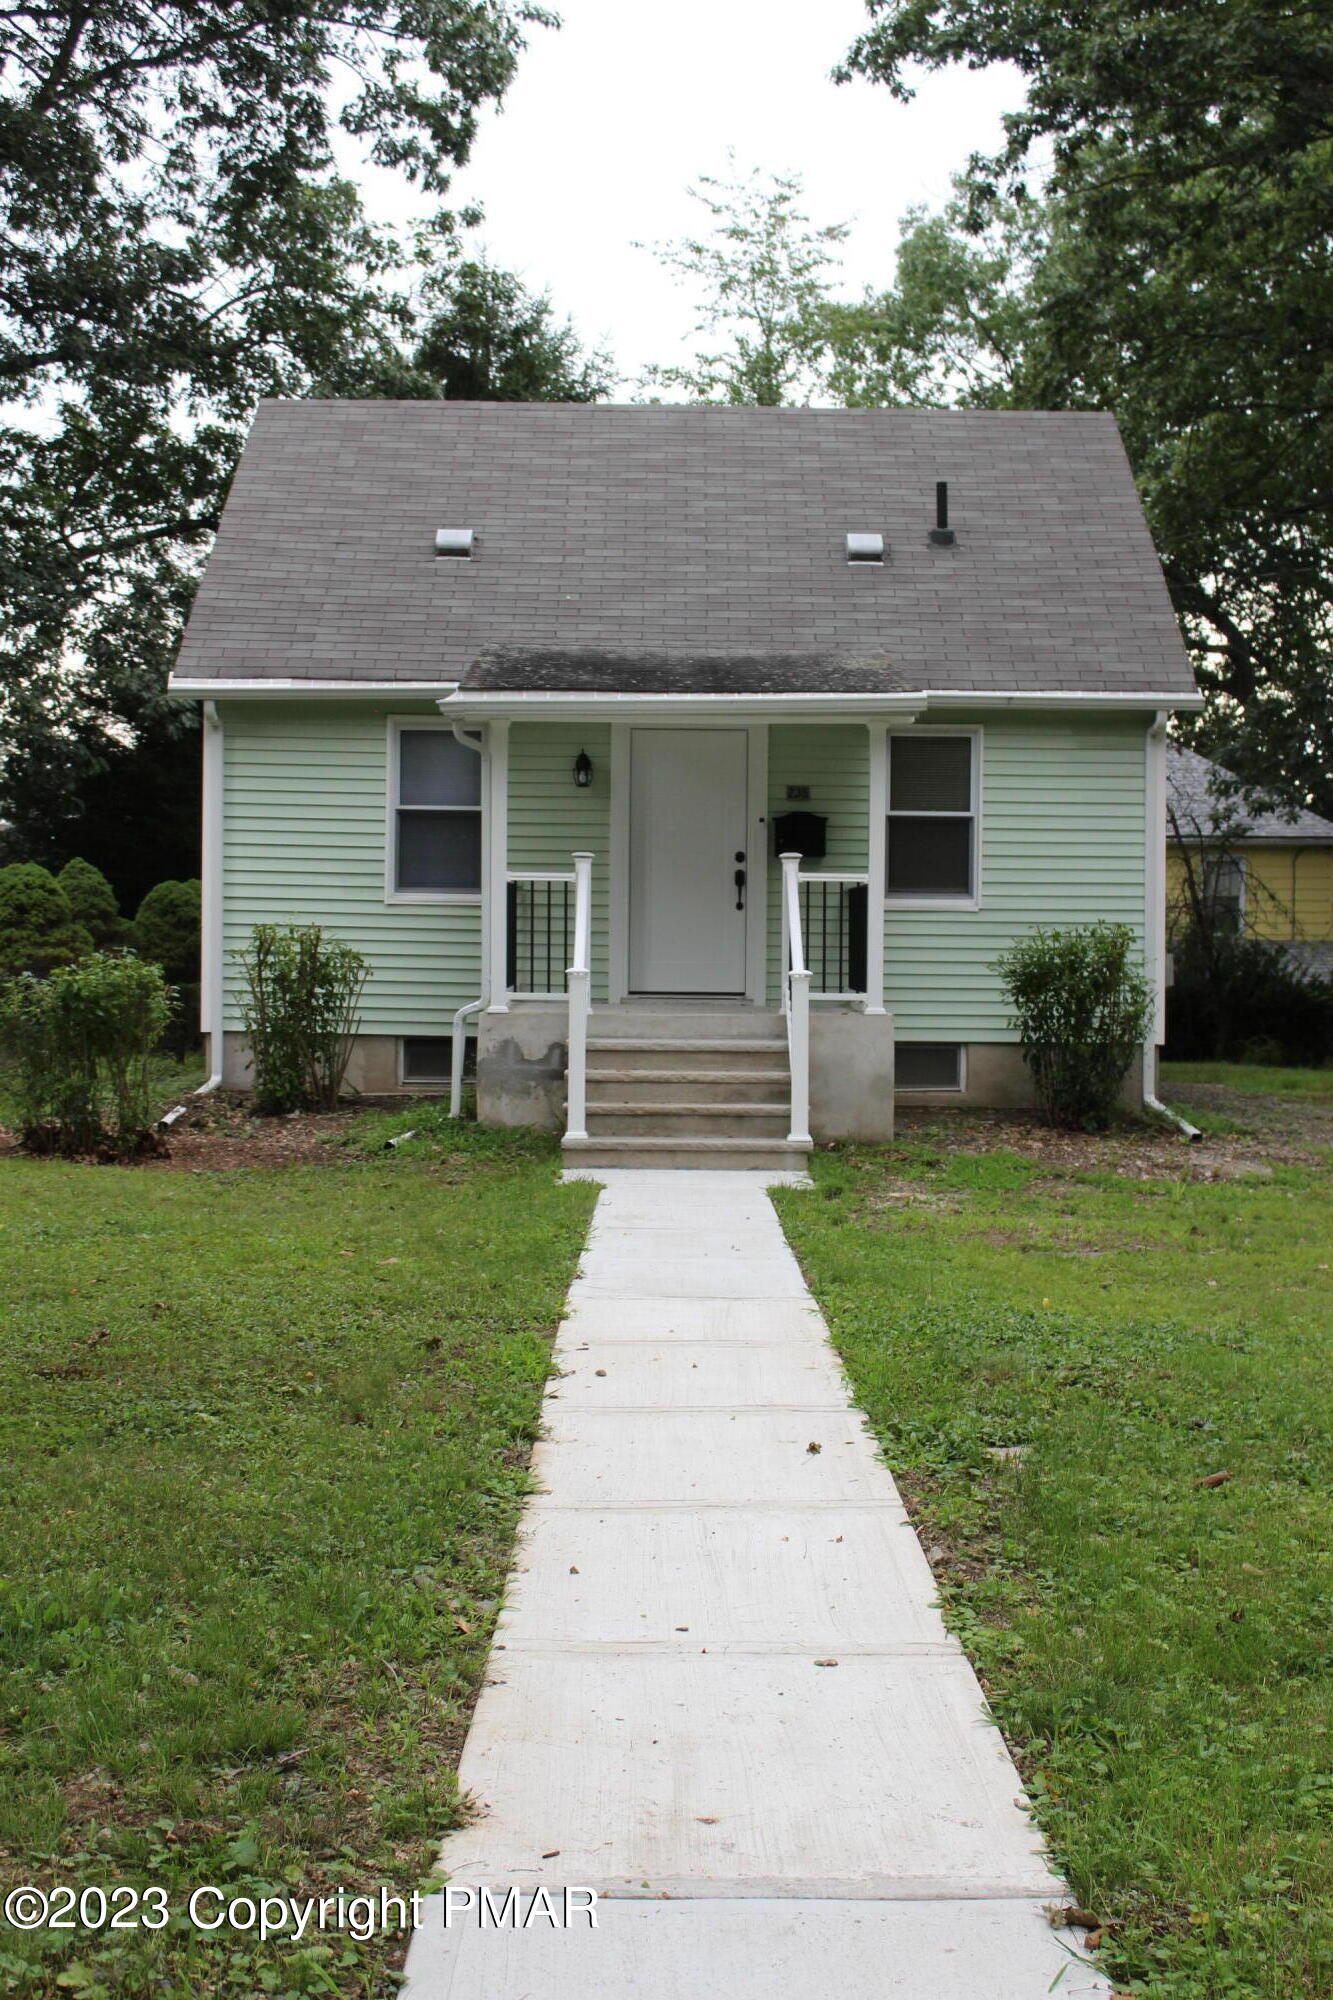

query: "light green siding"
left=508, top=722, right=611, bottom=999
left=766, top=725, right=870, bottom=1000
left=221, top=703, right=482, bottom=1033
left=220, top=707, right=1148, bottom=1048
left=885, top=714, right=1147, bottom=1039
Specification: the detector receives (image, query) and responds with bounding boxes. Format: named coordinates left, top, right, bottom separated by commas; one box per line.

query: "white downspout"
left=1142, top=710, right=1201, bottom=1141
left=194, top=700, right=225, bottom=1096
left=447, top=724, right=487, bottom=1115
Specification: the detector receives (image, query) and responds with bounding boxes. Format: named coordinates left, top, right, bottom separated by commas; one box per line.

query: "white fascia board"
left=167, top=677, right=459, bottom=700
left=919, top=688, right=1206, bottom=712
left=438, top=691, right=924, bottom=722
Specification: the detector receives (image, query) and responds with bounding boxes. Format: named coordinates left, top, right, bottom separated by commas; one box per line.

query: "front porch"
left=451, top=711, right=901, bottom=1161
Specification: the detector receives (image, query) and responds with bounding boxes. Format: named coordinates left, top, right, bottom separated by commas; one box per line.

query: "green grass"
left=0, top=1123, right=595, bottom=1997
left=1161, top=1061, right=1333, bottom=1098
left=775, top=1144, right=1332, bottom=2000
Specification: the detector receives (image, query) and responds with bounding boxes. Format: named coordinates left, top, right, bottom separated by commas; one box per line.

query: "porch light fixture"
left=928, top=482, right=956, bottom=547
left=846, top=532, right=883, bottom=564
left=434, top=527, right=474, bottom=558
left=573, top=748, right=594, bottom=788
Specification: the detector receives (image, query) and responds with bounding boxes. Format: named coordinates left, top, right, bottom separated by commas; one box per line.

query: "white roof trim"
left=167, top=677, right=458, bottom=700
left=439, top=691, right=925, bottom=722
left=166, top=676, right=1202, bottom=715
left=919, top=689, right=1205, bottom=712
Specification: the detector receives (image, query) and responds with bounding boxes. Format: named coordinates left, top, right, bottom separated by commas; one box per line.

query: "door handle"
left=734, top=867, right=746, bottom=911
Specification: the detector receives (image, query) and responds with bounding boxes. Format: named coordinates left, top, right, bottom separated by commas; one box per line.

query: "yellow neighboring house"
left=1167, top=745, right=1333, bottom=976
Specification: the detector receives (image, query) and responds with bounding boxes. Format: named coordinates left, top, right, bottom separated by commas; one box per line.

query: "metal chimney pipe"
left=929, top=481, right=956, bottom=547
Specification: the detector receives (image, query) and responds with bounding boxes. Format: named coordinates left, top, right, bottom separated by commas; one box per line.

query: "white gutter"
left=166, top=679, right=1202, bottom=714
left=167, top=678, right=459, bottom=700
left=446, top=724, right=488, bottom=1109
left=195, top=701, right=225, bottom=1096
left=440, top=692, right=925, bottom=723
left=1140, top=710, right=1201, bottom=1141
left=919, top=689, right=1206, bottom=712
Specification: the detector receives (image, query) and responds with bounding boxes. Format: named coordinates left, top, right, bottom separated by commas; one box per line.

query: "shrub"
left=133, top=879, right=203, bottom=1057
left=0, top=953, right=173, bottom=1156
left=132, top=878, right=201, bottom=982
left=238, top=924, right=369, bottom=1113
left=57, top=857, right=125, bottom=947
left=1166, top=926, right=1333, bottom=1065
left=0, top=863, right=93, bottom=978
left=995, top=922, right=1153, bottom=1129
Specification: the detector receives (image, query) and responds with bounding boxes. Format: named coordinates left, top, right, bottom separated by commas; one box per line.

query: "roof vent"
left=928, top=482, right=955, bottom=547
left=846, top=532, right=884, bottom=564
left=435, top=527, right=474, bottom=558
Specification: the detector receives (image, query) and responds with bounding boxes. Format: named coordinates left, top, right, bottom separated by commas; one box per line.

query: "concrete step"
left=587, top=1069, right=789, bottom=1106
left=588, top=1010, right=784, bottom=1042
left=586, top=1102, right=790, bottom=1140
left=562, top=1134, right=810, bottom=1172
left=586, top=1038, right=788, bottom=1073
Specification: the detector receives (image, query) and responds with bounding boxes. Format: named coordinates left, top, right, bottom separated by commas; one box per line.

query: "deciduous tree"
left=0, top=0, right=565, bottom=888
left=844, top=0, right=1333, bottom=814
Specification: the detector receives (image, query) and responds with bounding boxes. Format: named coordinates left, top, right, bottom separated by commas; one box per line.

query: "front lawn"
left=0, top=1119, right=595, bottom=1997
left=776, top=1135, right=1332, bottom=2000
left=1162, top=1061, right=1333, bottom=1098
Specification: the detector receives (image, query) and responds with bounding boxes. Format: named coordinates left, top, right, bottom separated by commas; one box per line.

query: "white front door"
left=629, top=729, right=749, bottom=994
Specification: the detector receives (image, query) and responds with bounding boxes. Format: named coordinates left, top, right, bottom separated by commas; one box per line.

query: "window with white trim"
left=1201, top=852, right=1245, bottom=934
left=887, top=732, right=977, bottom=901
left=393, top=728, right=481, bottom=894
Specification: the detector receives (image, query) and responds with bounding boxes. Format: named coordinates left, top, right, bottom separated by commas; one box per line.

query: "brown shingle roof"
left=174, top=401, right=1197, bottom=698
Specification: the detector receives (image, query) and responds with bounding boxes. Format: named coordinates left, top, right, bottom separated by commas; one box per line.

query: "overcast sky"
left=401, top=0, right=1026, bottom=392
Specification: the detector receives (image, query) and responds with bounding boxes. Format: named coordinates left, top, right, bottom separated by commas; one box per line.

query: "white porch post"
left=781, top=852, right=812, bottom=1147
left=565, top=850, right=594, bottom=1142
left=865, top=723, right=887, bottom=1013
left=485, top=719, right=510, bottom=1013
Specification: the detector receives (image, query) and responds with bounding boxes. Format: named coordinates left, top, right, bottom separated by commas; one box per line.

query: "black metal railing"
left=798, top=877, right=868, bottom=995
left=507, top=877, right=574, bottom=995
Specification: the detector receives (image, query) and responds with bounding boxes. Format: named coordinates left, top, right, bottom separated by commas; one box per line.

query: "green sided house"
left=169, top=402, right=1201, bottom=1168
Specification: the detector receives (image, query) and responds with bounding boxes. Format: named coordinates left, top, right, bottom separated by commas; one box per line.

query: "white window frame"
left=1202, top=849, right=1247, bottom=932
left=385, top=715, right=483, bottom=905
left=885, top=725, right=983, bottom=911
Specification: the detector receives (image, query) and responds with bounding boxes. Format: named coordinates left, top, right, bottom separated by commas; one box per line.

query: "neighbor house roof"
left=1167, top=745, right=1333, bottom=843
left=172, top=402, right=1198, bottom=700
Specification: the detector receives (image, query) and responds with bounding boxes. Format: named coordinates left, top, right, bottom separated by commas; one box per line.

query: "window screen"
left=394, top=730, right=482, bottom=894
left=887, top=734, right=976, bottom=899
left=896, top=1043, right=963, bottom=1091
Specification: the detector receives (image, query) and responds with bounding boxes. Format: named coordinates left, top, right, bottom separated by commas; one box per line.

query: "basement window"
left=391, top=724, right=481, bottom=897
left=401, top=1036, right=473, bottom=1086
left=896, top=1044, right=963, bottom=1092
left=886, top=731, right=979, bottom=904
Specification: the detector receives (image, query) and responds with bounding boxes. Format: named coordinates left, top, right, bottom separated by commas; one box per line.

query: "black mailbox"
left=773, top=810, right=827, bottom=860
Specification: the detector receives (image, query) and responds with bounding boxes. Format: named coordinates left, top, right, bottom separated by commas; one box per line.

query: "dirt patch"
left=0, top=1094, right=368, bottom=1172
left=895, top=1091, right=1332, bottom=1178
left=150, top=1095, right=361, bottom=1171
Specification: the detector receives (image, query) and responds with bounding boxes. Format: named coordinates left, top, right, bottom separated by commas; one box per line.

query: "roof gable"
left=175, top=402, right=1197, bottom=700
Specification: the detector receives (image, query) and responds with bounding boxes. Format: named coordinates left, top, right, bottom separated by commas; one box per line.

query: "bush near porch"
left=0, top=1123, right=594, bottom=1998
left=776, top=1104, right=1332, bottom=2000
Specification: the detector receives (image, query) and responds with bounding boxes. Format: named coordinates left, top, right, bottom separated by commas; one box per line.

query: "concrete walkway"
left=403, top=1172, right=1110, bottom=1997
